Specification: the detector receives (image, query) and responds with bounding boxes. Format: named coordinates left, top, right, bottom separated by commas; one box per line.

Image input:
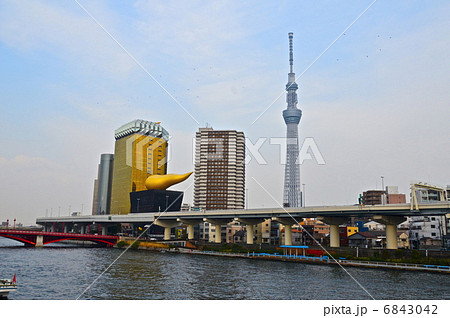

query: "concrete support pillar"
left=187, top=224, right=195, bottom=240
left=373, top=215, right=405, bottom=250
left=64, top=225, right=68, bottom=233
left=235, top=218, right=265, bottom=245
left=272, top=217, right=299, bottom=246
left=214, top=224, right=222, bottom=243
left=35, top=235, right=44, bottom=247
left=153, top=220, right=182, bottom=241
left=385, top=224, right=397, bottom=250
left=164, top=227, right=171, bottom=241
left=246, top=224, right=254, bottom=245
left=80, top=225, right=85, bottom=234
left=284, top=224, right=292, bottom=246
left=329, top=224, right=340, bottom=248
left=102, top=226, right=107, bottom=236
left=318, top=217, right=350, bottom=248
left=204, top=218, right=233, bottom=244
left=177, top=219, right=200, bottom=240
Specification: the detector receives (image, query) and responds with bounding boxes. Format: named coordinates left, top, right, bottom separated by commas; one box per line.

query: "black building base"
left=130, top=189, right=184, bottom=213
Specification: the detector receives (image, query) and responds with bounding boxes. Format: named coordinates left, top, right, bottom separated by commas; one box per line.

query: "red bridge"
left=0, top=230, right=119, bottom=247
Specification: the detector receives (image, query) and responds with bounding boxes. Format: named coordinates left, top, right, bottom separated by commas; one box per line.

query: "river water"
left=0, top=237, right=449, bottom=300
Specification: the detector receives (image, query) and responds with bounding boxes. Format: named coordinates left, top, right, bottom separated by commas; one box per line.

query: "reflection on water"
left=0, top=237, right=449, bottom=300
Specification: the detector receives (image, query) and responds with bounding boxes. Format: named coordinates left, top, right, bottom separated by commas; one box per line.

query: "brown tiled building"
left=193, top=127, right=245, bottom=210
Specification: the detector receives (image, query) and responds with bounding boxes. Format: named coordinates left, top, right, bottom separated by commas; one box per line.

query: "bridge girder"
left=0, top=230, right=118, bottom=247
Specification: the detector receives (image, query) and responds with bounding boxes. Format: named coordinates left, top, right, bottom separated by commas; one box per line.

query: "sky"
left=0, top=0, right=449, bottom=225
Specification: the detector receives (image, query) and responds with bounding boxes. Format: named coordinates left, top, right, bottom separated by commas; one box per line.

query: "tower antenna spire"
left=289, top=32, right=294, bottom=73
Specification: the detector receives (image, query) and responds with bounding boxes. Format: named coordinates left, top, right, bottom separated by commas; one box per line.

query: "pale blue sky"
left=1, top=0, right=449, bottom=224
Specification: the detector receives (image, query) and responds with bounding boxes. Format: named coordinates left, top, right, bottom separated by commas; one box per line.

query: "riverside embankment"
left=116, top=240, right=450, bottom=274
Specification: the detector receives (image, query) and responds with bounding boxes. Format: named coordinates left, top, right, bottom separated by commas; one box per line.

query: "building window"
left=431, top=233, right=436, bottom=236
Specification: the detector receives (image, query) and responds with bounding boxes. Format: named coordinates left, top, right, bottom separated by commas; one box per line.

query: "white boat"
left=0, top=275, right=17, bottom=299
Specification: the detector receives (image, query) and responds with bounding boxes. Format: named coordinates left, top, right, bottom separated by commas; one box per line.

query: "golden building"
left=110, top=120, right=169, bottom=214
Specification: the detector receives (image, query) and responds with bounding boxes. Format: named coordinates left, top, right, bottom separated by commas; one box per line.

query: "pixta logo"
left=246, top=137, right=326, bottom=165
left=191, top=136, right=325, bottom=165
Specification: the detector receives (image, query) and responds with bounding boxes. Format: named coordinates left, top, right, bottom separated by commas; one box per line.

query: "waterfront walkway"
left=246, top=251, right=450, bottom=273
left=161, top=248, right=450, bottom=274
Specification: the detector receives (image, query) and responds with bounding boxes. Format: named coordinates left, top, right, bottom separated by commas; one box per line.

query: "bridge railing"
left=0, top=229, right=44, bottom=234
left=0, top=229, right=119, bottom=238
left=336, top=259, right=450, bottom=271
left=248, top=252, right=329, bottom=262
left=247, top=251, right=450, bottom=271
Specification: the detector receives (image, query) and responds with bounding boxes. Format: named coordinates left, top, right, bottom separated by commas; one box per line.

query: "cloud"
left=131, top=0, right=280, bottom=124
left=134, top=0, right=252, bottom=59
left=0, top=155, right=68, bottom=223
left=0, top=155, right=52, bottom=167
left=0, top=0, right=136, bottom=78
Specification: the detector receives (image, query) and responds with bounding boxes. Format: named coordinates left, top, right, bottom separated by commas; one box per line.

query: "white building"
left=408, top=216, right=445, bottom=249
left=364, top=221, right=385, bottom=231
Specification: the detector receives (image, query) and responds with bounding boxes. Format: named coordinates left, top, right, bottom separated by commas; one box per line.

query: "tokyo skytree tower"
left=282, top=32, right=302, bottom=207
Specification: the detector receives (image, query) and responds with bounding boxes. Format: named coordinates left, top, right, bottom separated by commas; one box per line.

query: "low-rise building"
left=385, top=186, right=407, bottom=204
left=280, top=228, right=303, bottom=245
left=364, top=221, right=385, bottom=231
left=361, top=190, right=385, bottom=205
left=226, top=221, right=245, bottom=243
left=348, top=232, right=379, bottom=248
left=408, top=215, right=445, bottom=249
left=301, top=218, right=330, bottom=242
left=339, top=225, right=359, bottom=246
left=397, top=231, right=410, bottom=249
left=359, top=186, right=406, bottom=205
left=348, top=230, right=409, bottom=249
left=233, top=230, right=245, bottom=243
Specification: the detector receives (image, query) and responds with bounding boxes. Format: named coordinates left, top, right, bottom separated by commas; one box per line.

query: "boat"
left=0, top=275, right=17, bottom=299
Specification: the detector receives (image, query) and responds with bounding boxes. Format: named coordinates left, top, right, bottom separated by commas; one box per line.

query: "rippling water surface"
left=1, top=237, right=449, bottom=300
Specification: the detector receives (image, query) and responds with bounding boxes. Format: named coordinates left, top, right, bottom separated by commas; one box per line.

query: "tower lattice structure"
left=282, top=32, right=302, bottom=207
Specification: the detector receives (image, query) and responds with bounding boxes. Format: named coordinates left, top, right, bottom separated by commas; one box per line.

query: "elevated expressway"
left=36, top=202, right=450, bottom=250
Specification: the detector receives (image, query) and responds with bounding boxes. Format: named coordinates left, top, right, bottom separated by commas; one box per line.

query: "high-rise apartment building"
left=92, top=153, right=114, bottom=215
left=193, top=127, right=245, bottom=210
left=110, top=119, right=169, bottom=214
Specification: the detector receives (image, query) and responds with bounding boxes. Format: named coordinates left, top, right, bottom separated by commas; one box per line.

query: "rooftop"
left=114, top=119, right=169, bottom=141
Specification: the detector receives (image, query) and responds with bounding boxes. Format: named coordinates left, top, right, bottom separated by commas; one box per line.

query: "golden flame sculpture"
left=145, top=172, right=193, bottom=190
